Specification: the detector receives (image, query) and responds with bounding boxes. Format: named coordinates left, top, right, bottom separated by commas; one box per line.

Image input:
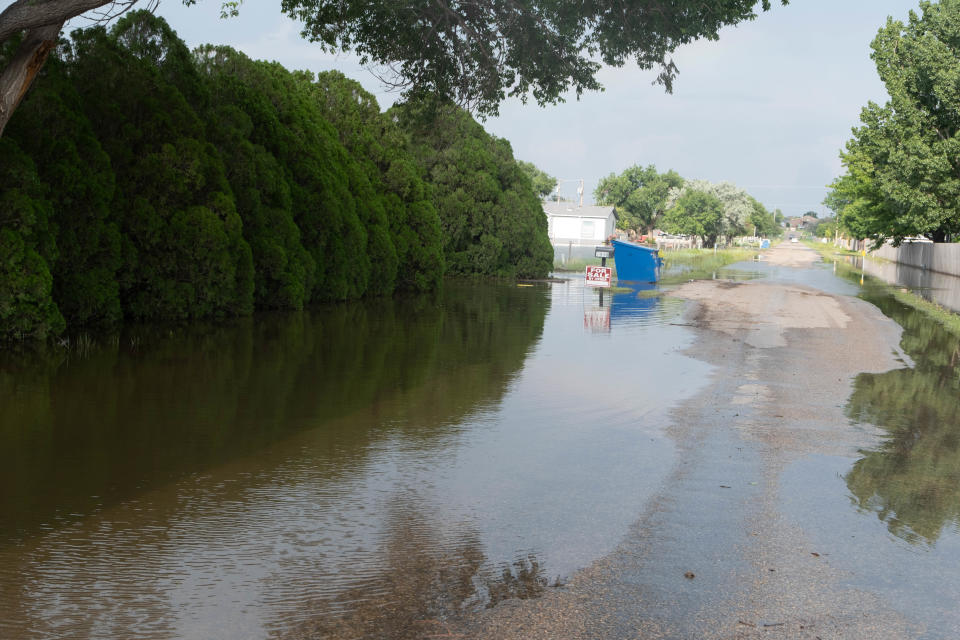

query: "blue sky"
left=136, top=0, right=922, bottom=217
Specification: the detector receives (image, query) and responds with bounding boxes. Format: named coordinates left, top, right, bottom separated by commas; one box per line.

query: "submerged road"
left=457, top=243, right=919, bottom=639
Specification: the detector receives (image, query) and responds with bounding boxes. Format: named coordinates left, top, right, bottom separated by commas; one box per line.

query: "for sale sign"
left=585, top=265, right=612, bottom=288
left=584, top=305, right=611, bottom=332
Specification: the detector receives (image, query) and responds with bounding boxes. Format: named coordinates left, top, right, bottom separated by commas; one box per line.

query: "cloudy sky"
left=136, top=0, right=922, bottom=216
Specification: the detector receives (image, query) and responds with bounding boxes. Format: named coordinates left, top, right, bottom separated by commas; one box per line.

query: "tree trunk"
left=0, top=21, right=63, bottom=138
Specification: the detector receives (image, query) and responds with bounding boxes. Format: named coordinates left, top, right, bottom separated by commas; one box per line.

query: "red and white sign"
left=585, top=265, right=612, bottom=288
left=584, top=306, right=611, bottom=332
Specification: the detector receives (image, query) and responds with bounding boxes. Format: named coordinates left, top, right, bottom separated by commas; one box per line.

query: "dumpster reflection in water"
left=584, top=283, right=661, bottom=333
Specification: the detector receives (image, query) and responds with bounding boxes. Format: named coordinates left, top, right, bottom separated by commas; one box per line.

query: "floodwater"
left=781, top=258, right=960, bottom=638
left=0, top=280, right=709, bottom=639
left=3, top=255, right=960, bottom=639
left=846, top=251, right=960, bottom=315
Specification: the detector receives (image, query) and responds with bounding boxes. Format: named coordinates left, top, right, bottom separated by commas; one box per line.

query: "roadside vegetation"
left=658, top=248, right=759, bottom=284
left=0, top=12, right=550, bottom=341
left=594, top=164, right=783, bottom=247
left=556, top=248, right=758, bottom=282
left=825, top=0, right=960, bottom=247
left=801, top=239, right=859, bottom=260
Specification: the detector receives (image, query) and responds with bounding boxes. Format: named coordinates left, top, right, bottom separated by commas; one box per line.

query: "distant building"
left=787, top=215, right=819, bottom=231
left=543, top=202, right=617, bottom=263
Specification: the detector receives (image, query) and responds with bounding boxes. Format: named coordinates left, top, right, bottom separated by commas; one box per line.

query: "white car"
left=790, top=237, right=799, bottom=243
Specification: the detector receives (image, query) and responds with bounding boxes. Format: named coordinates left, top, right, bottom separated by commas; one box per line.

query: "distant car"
left=790, top=237, right=799, bottom=243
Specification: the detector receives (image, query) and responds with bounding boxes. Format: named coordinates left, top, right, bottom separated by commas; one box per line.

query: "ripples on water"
left=0, top=278, right=710, bottom=639
left=7, top=256, right=960, bottom=638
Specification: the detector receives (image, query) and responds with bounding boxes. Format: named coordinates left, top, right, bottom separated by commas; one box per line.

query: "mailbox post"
left=589, top=244, right=615, bottom=304
left=594, top=244, right=615, bottom=267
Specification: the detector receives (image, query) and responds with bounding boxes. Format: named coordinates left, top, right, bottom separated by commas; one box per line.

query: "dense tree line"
left=595, top=163, right=781, bottom=247
left=0, top=11, right=550, bottom=341
left=826, top=0, right=960, bottom=246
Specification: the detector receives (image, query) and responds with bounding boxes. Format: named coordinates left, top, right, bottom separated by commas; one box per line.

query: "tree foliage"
left=0, top=0, right=789, bottom=136
left=517, top=160, right=556, bottom=200
left=280, top=0, right=788, bottom=117
left=3, top=53, right=121, bottom=326
left=394, top=103, right=553, bottom=279
left=0, top=11, right=554, bottom=340
left=749, top=197, right=781, bottom=238
left=0, top=138, right=64, bottom=340
left=594, top=164, right=683, bottom=232
left=829, top=0, right=960, bottom=245
left=67, top=15, right=254, bottom=320
left=310, top=70, right=444, bottom=292
left=665, top=179, right=760, bottom=238
left=661, top=189, right=725, bottom=247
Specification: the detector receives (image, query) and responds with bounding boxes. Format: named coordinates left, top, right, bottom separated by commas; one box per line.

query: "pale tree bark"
left=0, top=0, right=116, bottom=44
left=0, top=21, right=63, bottom=137
left=0, top=0, right=147, bottom=137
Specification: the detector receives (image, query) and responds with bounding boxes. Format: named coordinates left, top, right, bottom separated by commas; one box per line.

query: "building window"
left=581, top=220, right=595, bottom=239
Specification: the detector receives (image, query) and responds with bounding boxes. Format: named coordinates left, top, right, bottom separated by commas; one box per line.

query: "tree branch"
left=0, top=0, right=125, bottom=43
left=0, top=20, right=63, bottom=137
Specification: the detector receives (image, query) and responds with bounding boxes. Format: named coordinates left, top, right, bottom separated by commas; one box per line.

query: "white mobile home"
left=543, top=202, right=617, bottom=263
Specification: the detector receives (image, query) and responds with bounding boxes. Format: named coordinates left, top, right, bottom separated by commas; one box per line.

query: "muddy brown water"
left=2, top=252, right=960, bottom=639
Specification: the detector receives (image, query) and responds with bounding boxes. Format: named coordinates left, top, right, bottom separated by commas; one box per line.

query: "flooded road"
left=3, top=243, right=960, bottom=638
left=1, top=282, right=707, bottom=639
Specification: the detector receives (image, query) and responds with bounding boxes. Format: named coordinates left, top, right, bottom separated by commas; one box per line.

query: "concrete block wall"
left=862, top=257, right=960, bottom=315
left=873, top=242, right=960, bottom=278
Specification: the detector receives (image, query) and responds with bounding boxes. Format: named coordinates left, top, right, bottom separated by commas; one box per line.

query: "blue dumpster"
left=611, top=239, right=662, bottom=283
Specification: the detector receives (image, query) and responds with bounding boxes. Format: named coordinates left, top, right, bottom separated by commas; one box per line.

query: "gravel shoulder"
left=456, top=243, right=917, bottom=639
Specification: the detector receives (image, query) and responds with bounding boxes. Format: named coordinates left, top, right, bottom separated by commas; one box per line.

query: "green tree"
left=0, top=137, right=64, bottom=340
left=1, top=0, right=788, bottom=135
left=825, top=155, right=888, bottom=243
left=666, top=179, right=756, bottom=238
left=517, top=161, right=556, bottom=200
left=311, top=70, right=445, bottom=292
left=810, top=216, right=837, bottom=238
left=661, top=189, right=724, bottom=248
left=833, top=0, right=960, bottom=244
left=3, top=53, right=122, bottom=327
left=193, top=45, right=372, bottom=302
left=594, top=164, right=683, bottom=233
left=67, top=14, right=254, bottom=320
left=749, top=198, right=781, bottom=238
left=395, top=103, right=553, bottom=279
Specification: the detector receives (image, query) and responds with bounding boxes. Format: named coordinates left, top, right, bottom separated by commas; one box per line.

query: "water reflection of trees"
left=844, top=287, right=960, bottom=544
left=285, top=498, right=548, bottom=640
left=0, top=283, right=549, bottom=544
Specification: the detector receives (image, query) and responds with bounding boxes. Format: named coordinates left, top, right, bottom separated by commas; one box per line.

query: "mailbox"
left=594, top=245, right=615, bottom=260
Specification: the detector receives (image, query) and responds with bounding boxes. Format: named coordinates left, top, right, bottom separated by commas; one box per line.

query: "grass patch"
left=659, top=248, right=758, bottom=284
left=820, top=249, right=960, bottom=338
left=553, top=257, right=607, bottom=272
left=556, top=248, right=758, bottom=283
left=802, top=240, right=860, bottom=261
left=633, top=289, right=664, bottom=299
left=890, top=288, right=960, bottom=338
